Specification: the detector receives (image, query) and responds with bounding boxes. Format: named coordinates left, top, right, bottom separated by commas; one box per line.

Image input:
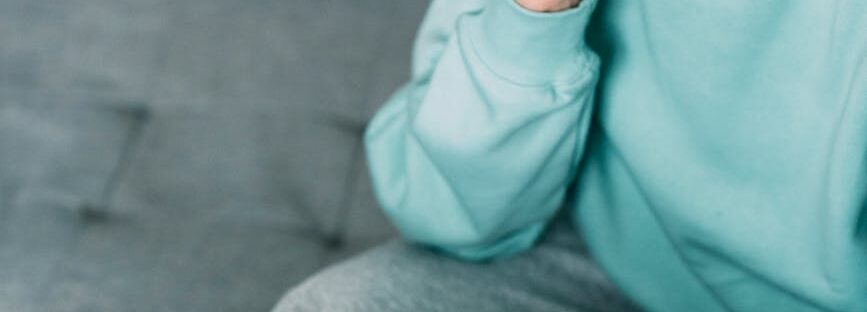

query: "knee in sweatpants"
left=271, top=242, right=430, bottom=312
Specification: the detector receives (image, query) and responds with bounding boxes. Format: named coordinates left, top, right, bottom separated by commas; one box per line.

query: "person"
left=274, top=0, right=867, bottom=310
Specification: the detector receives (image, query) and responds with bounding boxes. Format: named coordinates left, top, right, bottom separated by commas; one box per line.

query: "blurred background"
left=0, top=0, right=428, bottom=310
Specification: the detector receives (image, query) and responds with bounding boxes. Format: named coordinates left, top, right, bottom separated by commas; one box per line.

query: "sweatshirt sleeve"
left=364, top=0, right=600, bottom=260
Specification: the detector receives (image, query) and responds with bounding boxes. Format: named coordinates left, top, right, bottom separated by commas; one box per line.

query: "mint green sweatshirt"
left=364, top=0, right=867, bottom=310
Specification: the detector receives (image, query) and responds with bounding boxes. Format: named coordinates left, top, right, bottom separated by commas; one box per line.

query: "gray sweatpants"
left=272, top=216, right=641, bottom=312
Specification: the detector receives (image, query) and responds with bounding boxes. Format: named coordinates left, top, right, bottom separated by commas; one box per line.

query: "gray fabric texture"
left=272, top=216, right=642, bottom=312
left=0, top=0, right=429, bottom=310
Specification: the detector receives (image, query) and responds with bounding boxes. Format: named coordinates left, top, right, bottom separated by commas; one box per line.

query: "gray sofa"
left=0, top=0, right=427, bottom=310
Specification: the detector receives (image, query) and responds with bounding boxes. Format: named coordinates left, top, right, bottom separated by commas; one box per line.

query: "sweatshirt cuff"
left=465, top=0, right=598, bottom=85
